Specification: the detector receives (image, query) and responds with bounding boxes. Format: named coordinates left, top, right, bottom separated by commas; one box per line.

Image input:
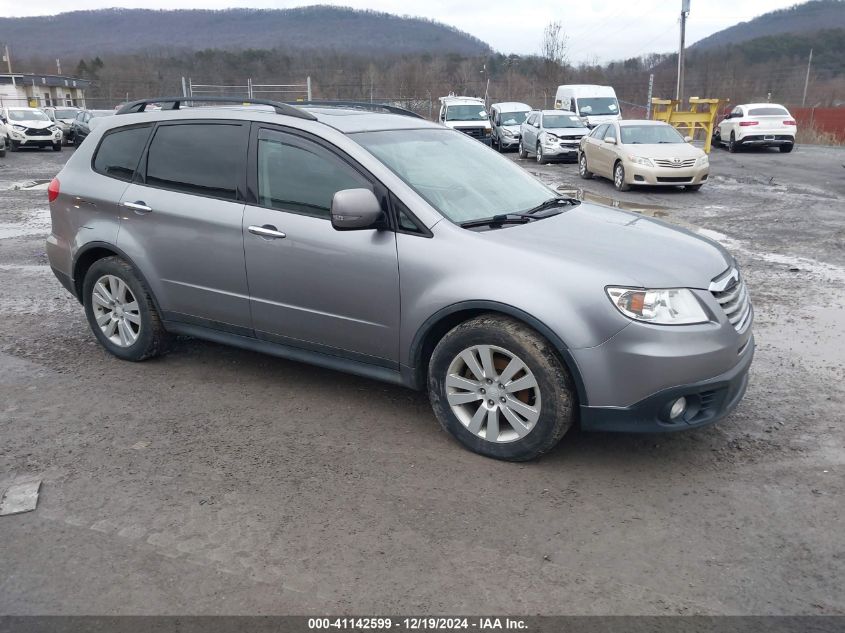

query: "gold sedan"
left=578, top=120, right=710, bottom=192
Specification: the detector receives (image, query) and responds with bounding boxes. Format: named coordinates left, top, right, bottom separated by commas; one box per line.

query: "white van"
left=438, top=95, right=492, bottom=145
left=554, top=85, right=621, bottom=128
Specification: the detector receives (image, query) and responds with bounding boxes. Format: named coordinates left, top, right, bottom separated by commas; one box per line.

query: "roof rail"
left=288, top=100, right=424, bottom=119
left=114, top=96, right=317, bottom=120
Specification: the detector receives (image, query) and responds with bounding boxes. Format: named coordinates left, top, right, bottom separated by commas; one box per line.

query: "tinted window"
left=257, top=129, right=368, bottom=219
left=748, top=107, right=789, bottom=116
left=146, top=123, right=245, bottom=200
left=93, top=126, right=151, bottom=181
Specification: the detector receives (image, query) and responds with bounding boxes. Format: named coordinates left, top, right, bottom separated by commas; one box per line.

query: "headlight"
left=698, top=154, right=709, bottom=166
left=628, top=156, right=654, bottom=167
left=502, top=129, right=514, bottom=137
left=606, top=287, right=708, bottom=325
left=544, top=134, right=558, bottom=145
left=12, top=124, right=27, bottom=131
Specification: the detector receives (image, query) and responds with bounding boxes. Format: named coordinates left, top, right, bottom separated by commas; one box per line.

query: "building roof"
left=0, top=74, right=92, bottom=89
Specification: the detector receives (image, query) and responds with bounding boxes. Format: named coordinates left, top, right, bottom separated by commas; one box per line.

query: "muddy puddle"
left=554, top=184, right=670, bottom=218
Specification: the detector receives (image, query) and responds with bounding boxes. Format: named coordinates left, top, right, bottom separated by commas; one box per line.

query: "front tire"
left=83, top=256, right=172, bottom=362
left=52, top=142, right=62, bottom=152
left=8, top=138, right=18, bottom=152
left=428, top=314, right=575, bottom=461
left=578, top=152, right=593, bottom=179
left=614, top=161, right=630, bottom=191
left=518, top=140, right=527, bottom=159
left=536, top=143, right=547, bottom=164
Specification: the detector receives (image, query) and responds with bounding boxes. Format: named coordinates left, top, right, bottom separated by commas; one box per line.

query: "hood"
left=584, top=114, right=620, bottom=126
left=484, top=202, right=731, bottom=289
left=10, top=119, right=52, bottom=129
left=545, top=128, right=587, bottom=138
left=501, top=124, right=522, bottom=133
left=622, top=143, right=703, bottom=159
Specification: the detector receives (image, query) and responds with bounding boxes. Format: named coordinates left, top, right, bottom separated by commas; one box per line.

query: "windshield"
left=576, top=97, right=619, bottom=116
left=8, top=110, right=50, bottom=122
left=499, top=111, right=528, bottom=126
left=355, top=128, right=557, bottom=224
left=446, top=104, right=487, bottom=122
left=53, top=109, right=78, bottom=119
left=748, top=107, right=789, bottom=116
left=620, top=124, right=686, bottom=145
left=543, top=114, right=585, bottom=129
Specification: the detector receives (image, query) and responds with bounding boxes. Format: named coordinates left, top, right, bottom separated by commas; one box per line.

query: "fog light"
left=669, top=397, right=687, bottom=420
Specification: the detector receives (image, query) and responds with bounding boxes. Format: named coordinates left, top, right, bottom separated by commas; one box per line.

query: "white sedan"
left=715, top=103, right=796, bottom=153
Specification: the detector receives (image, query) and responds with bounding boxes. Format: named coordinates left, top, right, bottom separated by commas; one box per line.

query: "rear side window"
left=93, top=125, right=151, bottom=182
left=256, top=129, right=369, bottom=219
left=145, top=123, right=246, bottom=200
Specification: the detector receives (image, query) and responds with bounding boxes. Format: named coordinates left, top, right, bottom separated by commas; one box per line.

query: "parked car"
left=46, top=97, right=753, bottom=462
left=579, top=120, right=709, bottom=191
left=489, top=102, right=532, bottom=152
left=0, top=133, right=6, bottom=157
left=0, top=106, right=63, bottom=151
left=44, top=106, right=82, bottom=145
left=554, top=84, right=621, bottom=128
left=70, top=109, right=115, bottom=145
left=714, top=103, right=796, bottom=153
left=438, top=95, right=492, bottom=145
left=519, top=110, right=589, bottom=163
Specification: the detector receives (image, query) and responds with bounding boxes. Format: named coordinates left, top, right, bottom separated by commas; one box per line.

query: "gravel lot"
left=1, top=142, right=843, bottom=615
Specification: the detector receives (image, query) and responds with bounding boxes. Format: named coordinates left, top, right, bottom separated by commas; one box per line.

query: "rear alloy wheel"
left=428, top=314, right=574, bottom=461
left=83, top=256, right=172, bottom=361
left=614, top=162, right=630, bottom=191
left=729, top=133, right=740, bottom=153
left=578, top=152, right=593, bottom=179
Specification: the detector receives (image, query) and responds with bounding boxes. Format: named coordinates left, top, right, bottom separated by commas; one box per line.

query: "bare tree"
left=540, top=20, right=568, bottom=87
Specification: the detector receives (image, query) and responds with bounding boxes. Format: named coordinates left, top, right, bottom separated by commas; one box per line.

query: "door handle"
left=121, top=200, right=152, bottom=214
left=248, top=224, right=286, bottom=239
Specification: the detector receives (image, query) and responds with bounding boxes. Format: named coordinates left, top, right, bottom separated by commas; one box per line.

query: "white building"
left=0, top=73, right=91, bottom=108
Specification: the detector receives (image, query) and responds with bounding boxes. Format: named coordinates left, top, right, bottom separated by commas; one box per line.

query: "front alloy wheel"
left=614, top=162, right=630, bottom=191
left=428, top=314, right=574, bottom=461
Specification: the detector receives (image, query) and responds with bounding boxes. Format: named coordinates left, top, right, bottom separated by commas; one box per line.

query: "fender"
left=407, top=300, right=588, bottom=406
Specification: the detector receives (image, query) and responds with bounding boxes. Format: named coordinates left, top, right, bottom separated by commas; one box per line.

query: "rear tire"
left=686, top=184, right=703, bottom=191
left=83, top=256, right=173, bottom=362
left=428, top=314, right=575, bottom=461
left=728, top=133, right=740, bottom=153
left=779, top=144, right=794, bottom=153
left=578, top=152, right=593, bottom=179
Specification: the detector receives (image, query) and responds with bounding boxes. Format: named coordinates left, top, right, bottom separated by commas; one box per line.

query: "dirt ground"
left=0, top=142, right=843, bottom=615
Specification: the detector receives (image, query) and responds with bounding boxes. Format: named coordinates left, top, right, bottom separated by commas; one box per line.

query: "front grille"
left=655, top=158, right=696, bottom=168
left=657, top=176, right=692, bottom=183
left=459, top=127, right=486, bottom=139
left=710, top=269, right=751, bottom=332
left=27, top=127, right=52, bottom=136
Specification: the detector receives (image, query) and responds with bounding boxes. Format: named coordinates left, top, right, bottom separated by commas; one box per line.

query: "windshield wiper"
left=520, top=196, right=580, bottom=215
left=459, top=213, right=536, bottom=229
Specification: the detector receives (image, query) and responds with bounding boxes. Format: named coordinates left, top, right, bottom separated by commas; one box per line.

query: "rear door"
left=242, top=126, right=400, bottom=365
left=116, top=120, right=252, bottom=334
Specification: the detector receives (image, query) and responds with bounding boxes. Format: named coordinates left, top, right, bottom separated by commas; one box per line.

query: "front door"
left=243, top=127, right=401, bottom=365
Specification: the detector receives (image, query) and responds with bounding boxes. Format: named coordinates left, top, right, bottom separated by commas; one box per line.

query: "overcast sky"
left=5, top=0, right=801, bottom=62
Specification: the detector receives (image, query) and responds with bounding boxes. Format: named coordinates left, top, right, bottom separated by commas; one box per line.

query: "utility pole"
left=646, top=73, right=655, bottom=119
left=3, top=44, right=14, bottom=88
left=676, top=0, right=690, bottom=103
left=802, top=48, right=813, bottom=107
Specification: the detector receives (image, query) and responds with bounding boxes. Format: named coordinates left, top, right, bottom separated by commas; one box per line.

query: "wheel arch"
left=407, top=301, right=588, bottom=406
left=72, top=242, right=164, bottom=316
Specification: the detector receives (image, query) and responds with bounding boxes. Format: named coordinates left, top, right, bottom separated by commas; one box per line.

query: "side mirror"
left=331, top=188, right=383, bottom=231
left=604, top=136, right=616, bottom=144
left=684, top=135, right=693, bottom=142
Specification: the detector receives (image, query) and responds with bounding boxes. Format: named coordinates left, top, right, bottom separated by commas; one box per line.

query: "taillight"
left=47, top=177, right=60, bottom=203
left=739, top=121, right=759, bottom=127
left=784, top=119, right=796, bottom=126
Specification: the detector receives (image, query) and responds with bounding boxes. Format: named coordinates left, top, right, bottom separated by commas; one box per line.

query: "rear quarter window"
left=92, top=125, right=152, bottom=182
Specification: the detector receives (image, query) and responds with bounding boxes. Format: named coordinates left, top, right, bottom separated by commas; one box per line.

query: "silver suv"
left=46, top=97, right=754, bottom=461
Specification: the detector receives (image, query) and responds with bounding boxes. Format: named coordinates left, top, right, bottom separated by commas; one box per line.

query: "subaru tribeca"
left=46, top=97, right=754, bottom=461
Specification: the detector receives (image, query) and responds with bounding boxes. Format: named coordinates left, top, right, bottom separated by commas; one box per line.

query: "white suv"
left=1, top=107, right=63, bottom=152
left=715, top=103, right=796, bottom=153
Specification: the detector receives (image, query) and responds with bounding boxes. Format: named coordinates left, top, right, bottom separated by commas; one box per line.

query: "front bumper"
left=579, top=336, right=753, bottom=432
left=541, top=141, right=581, bottom=159
left=498, top=134, right=520, bottom=148
left=626, top=163, right=709, bottom=186
left=8, top=128, right=62, bottom=146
